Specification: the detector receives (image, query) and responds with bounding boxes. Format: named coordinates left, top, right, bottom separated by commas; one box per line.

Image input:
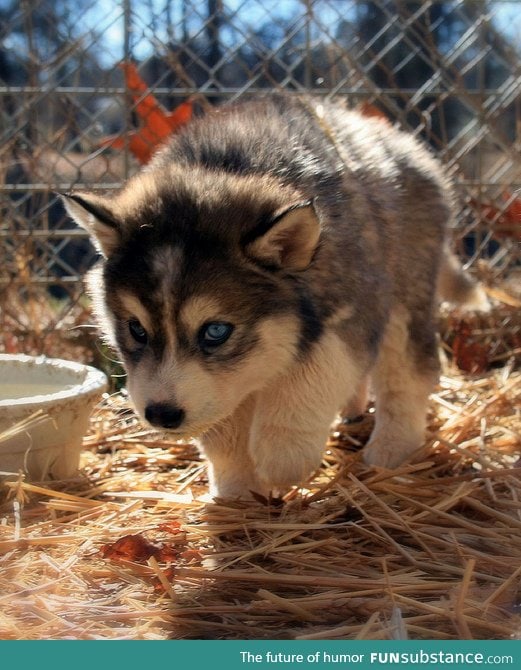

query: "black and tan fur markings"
left=63, top=93, right=488, bottom=497
left=113, top=254, right=270, bottom=371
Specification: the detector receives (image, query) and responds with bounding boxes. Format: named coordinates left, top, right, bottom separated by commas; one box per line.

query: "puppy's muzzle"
left=145, top=402, right=185, bottom=429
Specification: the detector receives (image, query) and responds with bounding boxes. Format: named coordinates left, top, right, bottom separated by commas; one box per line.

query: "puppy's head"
left=62, top=167, right=322, bottom=436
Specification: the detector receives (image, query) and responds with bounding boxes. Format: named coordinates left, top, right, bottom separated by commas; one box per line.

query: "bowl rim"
left=0, top=353, right=108, bottom=408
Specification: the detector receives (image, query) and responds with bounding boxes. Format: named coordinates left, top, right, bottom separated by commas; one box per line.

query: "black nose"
left=144, top=402, right=185, bottom=429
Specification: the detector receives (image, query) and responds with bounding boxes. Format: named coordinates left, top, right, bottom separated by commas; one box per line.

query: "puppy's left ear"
left=60, top=192, right=122, bottom=258
left=246, top=201, right=320, bottom=271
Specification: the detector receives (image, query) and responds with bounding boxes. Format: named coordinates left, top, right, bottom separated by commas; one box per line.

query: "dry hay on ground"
left=0, top=359, right=520, bottom=641
left=1, top=287, right=521, bottom=640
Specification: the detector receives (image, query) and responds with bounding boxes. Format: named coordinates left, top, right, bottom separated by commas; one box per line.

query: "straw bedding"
left=1, top=301, right=520, bottom=640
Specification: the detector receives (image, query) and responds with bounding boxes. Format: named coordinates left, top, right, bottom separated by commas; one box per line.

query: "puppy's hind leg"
left=363, top=304, right=439, bottom=468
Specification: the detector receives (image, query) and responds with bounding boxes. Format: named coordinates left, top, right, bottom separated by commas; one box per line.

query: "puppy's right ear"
left=60, top=192, right=121, bottom=258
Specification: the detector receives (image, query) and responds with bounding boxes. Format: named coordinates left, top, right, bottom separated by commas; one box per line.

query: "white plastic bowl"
left=0, top=354, right=108, bottom=480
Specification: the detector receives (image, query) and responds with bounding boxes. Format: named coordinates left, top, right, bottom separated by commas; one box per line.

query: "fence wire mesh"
left=1, top=0, right=521, bottom=348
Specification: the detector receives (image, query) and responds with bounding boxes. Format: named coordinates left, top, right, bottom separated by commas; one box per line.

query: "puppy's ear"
left=60, top=192, right=121, bottom=258
left=246, top=201, right=320, bottom=271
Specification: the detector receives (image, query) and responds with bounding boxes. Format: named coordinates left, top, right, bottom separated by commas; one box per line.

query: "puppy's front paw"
left=255, top=453, right=321, bottom=491
left=208, top=467, right=269, bottom=500
left=251, top=429, right=324, bottom=491
left=363, top=435, right=421, bottom=469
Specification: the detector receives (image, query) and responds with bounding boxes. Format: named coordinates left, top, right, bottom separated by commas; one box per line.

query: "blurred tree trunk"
left=207, top=0, right=223, bottom=68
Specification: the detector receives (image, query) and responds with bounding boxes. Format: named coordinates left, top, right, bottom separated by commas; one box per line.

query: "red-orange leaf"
left=452, top=321, right=489, bottom=374
left=358, top=101, right=389, bottom=124
left=100, top=533, right=178, bottom=563
left=121, top=62, right=173, bottom=138
left=152, top=567, right=176, bottom=592
left=180, top=549, right=203, bottom=562
left=470, top=191, right=521, bottom=241
left=99, top=62, right=194, bottom=164
left=100, top=534, right=159, bottom=562
left=157, top=520, right=183, bottom=535
left=167, top=99, right=193, bottom=131
left=156, top=544, right=178, bottom=562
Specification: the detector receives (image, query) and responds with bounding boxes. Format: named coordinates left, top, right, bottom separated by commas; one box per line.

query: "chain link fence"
left=1, top=0, right=521, bottom=353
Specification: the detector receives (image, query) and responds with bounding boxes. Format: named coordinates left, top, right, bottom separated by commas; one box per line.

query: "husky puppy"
left=63, top=94, right=486, bottom=498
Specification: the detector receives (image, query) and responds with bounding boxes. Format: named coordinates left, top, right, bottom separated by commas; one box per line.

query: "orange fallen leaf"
left=156, top=544, right=179, bottom=562
left=452, top=321, right=489, bottom=374
left=122, top=62, right=173, bottom=139
left=152, top=567, right=176, bottom=592
left=157, top=520, right=183, bottom=535
left=99, top=62, right=194, bottom=163
left=167, top=100, right=193, bottom=130
left=470, top=191, right=521, bottom=242
left=100, top=533, right=178, bottom=563
left=358, top=101, right=389, bottom=124
left=180, top=549, right=203, bottom=562
left=100, top=534, right=157, bottom=561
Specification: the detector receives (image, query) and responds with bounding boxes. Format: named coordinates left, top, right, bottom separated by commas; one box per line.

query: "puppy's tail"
left=437, top=249, right=490, bottom=311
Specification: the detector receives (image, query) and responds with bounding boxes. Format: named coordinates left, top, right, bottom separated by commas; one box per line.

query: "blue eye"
left=128, top=319, right=148, bottom=345
left=199, top=322, right=233, bottom=349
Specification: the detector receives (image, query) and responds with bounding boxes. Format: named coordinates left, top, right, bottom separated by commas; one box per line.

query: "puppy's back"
left=151, top=94, right=454, bottom=326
